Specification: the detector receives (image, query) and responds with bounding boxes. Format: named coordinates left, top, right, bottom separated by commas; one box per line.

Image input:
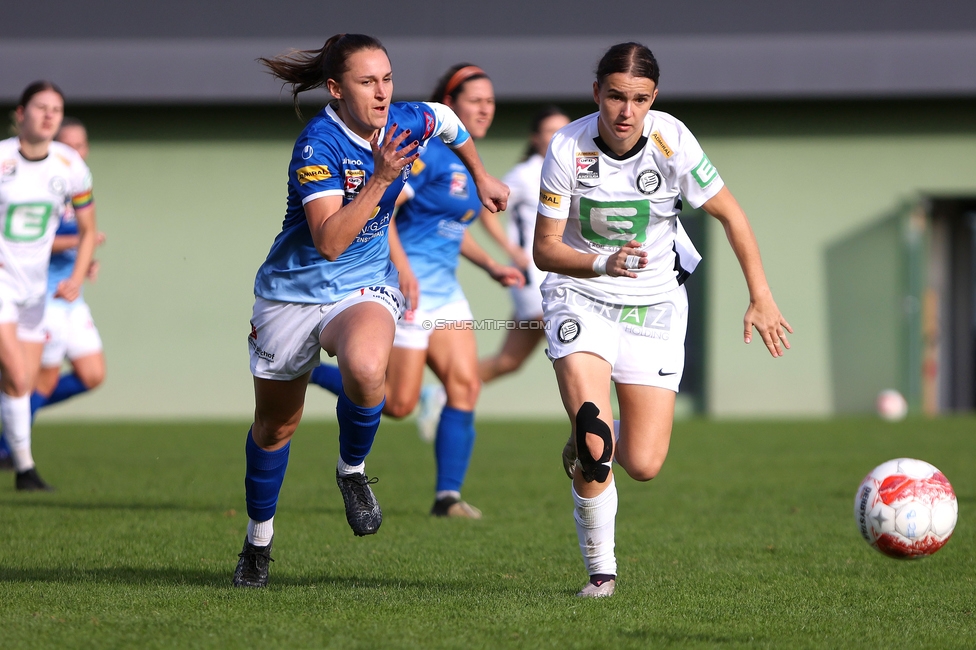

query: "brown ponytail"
left=259, top=34, right=388, bottom=117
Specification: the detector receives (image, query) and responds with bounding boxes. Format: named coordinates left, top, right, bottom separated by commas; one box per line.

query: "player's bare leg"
left=553, top=353, right=617, bottom=596
left=425, top=325, right=482, bottom=517
left=0, top=327, right=49, bottom=490
left=478, top=322, right=545, bottom=383
left=614, top=384, right=675, bottom=482
left=383, top=346, right=427, bottom=418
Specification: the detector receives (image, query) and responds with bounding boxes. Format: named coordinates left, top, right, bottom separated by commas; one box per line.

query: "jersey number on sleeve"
left=578, top=198, right=650, bottom=246
left=4, top=203, right=52, bottom=242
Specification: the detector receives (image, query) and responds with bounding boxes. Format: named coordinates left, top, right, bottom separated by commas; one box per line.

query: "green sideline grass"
left=1, top=415, right=973, bottom=649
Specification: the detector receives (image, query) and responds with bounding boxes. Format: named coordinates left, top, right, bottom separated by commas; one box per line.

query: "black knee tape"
left=575, top=402, right=613, bottom=483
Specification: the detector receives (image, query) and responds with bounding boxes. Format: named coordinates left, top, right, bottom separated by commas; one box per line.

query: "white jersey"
left=537, top=110, right=722, bottom=305
left=0, top=137, right=92, bottom=301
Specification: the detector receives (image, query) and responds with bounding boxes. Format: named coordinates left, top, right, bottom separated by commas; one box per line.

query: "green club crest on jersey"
left=578, top=198, right=650, bottom=246
left=691, top=154, right=718, bottom=188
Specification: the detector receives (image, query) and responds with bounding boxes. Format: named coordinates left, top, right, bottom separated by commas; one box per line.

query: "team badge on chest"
left=344, top=169, right=365, bottom=199
left=636, top=169, right=662, bottom=195
left=449, top=172, right=469, bottom=199
left=575, top=152, right=600, bottom=181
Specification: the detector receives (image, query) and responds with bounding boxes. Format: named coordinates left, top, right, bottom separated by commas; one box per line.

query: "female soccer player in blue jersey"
left=309, top=64, right=523, bottom=519
left=233, top=35, right=509, bottom=588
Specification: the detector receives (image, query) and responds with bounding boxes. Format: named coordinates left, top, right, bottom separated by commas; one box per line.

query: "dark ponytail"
left=523, top=104, right=569, bottom=159
left=259, top=34, right=388, bottom=117
left=595, top=42, right=660, bottom=88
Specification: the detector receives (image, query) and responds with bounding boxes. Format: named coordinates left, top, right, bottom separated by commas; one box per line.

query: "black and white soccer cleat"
left=336, top=470, right=382, bottom=536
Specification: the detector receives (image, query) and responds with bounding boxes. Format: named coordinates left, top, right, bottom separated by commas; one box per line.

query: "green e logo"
left=5, top=203, right=52, bottom=242
left=578, top=198, right=650, bottom=246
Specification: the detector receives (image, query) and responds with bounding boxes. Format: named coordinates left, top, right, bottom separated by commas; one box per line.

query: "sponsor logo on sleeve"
left=301, top=145, right=314, bottom=160
left=539, top=190, right=562, bottom=209
left=650, top=131, right=674, bottom=158
left=636, top=169, right=662, bottom=195
left=296, top=165, right=332, bottom=185
left=691, top=154, right=718, bottom=188
left=423, top=111, right=435, bottom=140
left=449, top=172, right=469, bottom=198
left=575, top=151, right=600, bottom=181
left=460, top=209, right=476, bottom=223
left=344, top=169, right=365, bottom=199
left=411, top=158, right=426, bottom=176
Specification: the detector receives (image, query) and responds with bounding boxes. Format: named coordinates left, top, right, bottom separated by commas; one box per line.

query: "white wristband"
left=592, top=254, right=610, bottom=276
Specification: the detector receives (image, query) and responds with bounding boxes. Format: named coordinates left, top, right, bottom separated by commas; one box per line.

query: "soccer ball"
left=876, top=389, right=908, bottom=421
left=854, top=458, right=957, bottom=559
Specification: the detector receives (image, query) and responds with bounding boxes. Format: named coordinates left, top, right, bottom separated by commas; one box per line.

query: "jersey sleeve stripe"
left=301, top=189, right=344, bottom=205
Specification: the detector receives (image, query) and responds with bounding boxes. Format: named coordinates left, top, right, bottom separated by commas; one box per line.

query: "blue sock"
left=336, top=389, right=384, bottom=467
left=43, top=373, right=89, bottom=408
left=434, top=407, right=476, bottom=493
left=244, top=427, right=291, bottom=522
left=0, top=433, right=9, bottom=458
left=310, top=364, right=343, bottom=396
left=30, top=392, right=47, bottom=418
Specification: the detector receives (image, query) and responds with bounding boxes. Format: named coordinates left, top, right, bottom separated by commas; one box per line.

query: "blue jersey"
left=396, top=139, right=484, bottom=311
left=254, top=102, right=454, bottom=304
left=46, top=208, right=82, bottom=305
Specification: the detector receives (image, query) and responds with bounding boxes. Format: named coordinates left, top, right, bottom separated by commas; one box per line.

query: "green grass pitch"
left=1, top=415, right=974, bottom=648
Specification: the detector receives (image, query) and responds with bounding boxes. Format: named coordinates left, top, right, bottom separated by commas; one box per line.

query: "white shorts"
left=40, top=300, right=103, bottom=366
left=0, top=284, right=46, bottom=343
left=542, top=284, right=688, bottom=391
left=511, top=270, right=545, bottom=321
left=393, top=299, right=474, bottom=350
left=249, top=286, right=404, bottom=381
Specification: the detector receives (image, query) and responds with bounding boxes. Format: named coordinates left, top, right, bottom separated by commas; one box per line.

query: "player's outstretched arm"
left=533, top=215, right=647, bottom=279
left=55, top=204, right=97, bottom=302
left=460, top=230, right=524, bottom=288
left=701, top=186, right=792, bottom=358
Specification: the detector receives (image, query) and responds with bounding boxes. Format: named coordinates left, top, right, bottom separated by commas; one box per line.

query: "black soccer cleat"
left=15, top=467, right=53, bottom=491
left=232, top=536, right=274, bottom=588
left=336, top=470, right=382, bottom=536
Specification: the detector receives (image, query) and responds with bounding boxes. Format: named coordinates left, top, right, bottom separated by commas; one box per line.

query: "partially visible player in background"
left=534, top=43, right=791, bottom=598
left=31, top=117, right=107, bottom=417
left=0, top=82, right=98, bottom=490
left=309, top=63, right=523, bottom=519
left=234, top=36, right=508, bottom=588
left=477, top=106, right=570, bottom=383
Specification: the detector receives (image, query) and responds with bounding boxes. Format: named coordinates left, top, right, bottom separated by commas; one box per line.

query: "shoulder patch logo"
left=423, top=111, right=436, bottom=140
left=650, top=131, right=674, bottom=158
left=575, top=152, right=600, bottom=181
left=636, top=169, right=662, bottom=195
left=691, top=154, right=718, bottom=188
left=296, top=165, right=331, bottom=185
left=539, top=190, right=562, bottom=209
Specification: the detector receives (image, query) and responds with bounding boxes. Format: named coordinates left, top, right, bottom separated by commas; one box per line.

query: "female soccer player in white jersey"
left=0, top=82, right=98, bottom=491
left=533, top=43, right=792, bottom=598
left=234, top=35, right=508, bottom=588
left=477, top=106, right=571, bottom=383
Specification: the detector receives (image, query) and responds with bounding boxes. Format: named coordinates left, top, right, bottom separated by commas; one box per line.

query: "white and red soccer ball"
left=876, top=389, right=908, bottom=421
left=854, top=458, right=957, bottom=559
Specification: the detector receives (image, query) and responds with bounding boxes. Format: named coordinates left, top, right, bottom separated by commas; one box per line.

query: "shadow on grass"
left=0, top=566, right=560, bottom=597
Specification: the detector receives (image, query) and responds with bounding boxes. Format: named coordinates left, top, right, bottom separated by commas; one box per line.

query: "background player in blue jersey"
left=32, top=117, right=107, bottom=417
left=234, top=35, right=509, bottom=588
left=310, top=64, right=523, bottom=519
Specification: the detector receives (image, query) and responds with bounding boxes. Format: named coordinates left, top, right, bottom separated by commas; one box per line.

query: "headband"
left=443, top=66, right=487, bottom=100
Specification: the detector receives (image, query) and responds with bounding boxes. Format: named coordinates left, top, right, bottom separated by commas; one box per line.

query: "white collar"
left=325, top=103, right=385, bottom=150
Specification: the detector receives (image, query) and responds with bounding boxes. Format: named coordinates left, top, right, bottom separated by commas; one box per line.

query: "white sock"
left=436, top=490, right=461, bottom=501
left=337, top=458, right=365, bottom=476
left=1, top=392, right=33, bottom=472
left=247, top=517, right=274, bottom=547
left=572, top=478, right=618, bottom=577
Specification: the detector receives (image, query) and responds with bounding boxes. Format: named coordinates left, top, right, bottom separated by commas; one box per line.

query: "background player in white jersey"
left=533, top=43, right=792, bottom=598
left=0, top=82, right=98, bottom=491
left=31, top=117, right=106, bottom=417
left=477, top=106, right=570, bottom=383
left=233, top=35, right=508, bottom=588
